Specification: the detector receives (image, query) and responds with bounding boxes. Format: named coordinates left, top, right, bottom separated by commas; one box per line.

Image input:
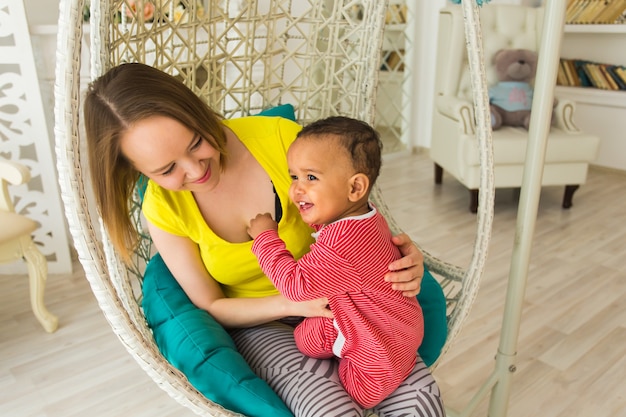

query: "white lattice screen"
left=0, top=0, right=72, bottom=274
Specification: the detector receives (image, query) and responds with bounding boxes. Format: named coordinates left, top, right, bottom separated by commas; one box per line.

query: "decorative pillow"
left=255, top=103, right=296, bottom=121
left=417, top=266, right=448, bottom=367
left=142, top=253, right=294, bottom=417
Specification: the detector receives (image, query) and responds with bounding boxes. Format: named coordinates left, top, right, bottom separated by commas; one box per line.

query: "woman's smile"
left=190, top=165, right=212, bottom=185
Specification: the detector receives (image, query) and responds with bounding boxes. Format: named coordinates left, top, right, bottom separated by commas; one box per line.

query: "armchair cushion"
left=461, top=128, right=601, bottom=167
left=0, top=211, right=37, bottom=245
left=0, top=157, right=38, bottom=250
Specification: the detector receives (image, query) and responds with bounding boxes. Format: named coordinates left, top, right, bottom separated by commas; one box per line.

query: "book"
left=560, top=59, right=575, bottom=86
left=594, top=0, right=626, bottom=23
left=568, top=0, right=594, bottom=23
left=585, top=62, right=607, bottom=90
left=566, top=0, right=584, bottom=21
left=605, top=0, right=626, bottom=22
left=606, top=65, right=626, bottom=89
left=599, top=64, right=620, bottom=90
left=565, top=0, right=582, bottom=21
left=573, top=60, right=592, bottom=86
left=559, top=59, right=626, bottom=90
left=563, top=59, right=579, bottom=86
left=617, top=5, right=626, bottom=22
left=557, top=60, right=570, bottom=86
left=589, top=63, right=611, bottom=89
left=580, top=62, right=601, bottom=88
left=614, top=66, right=626, bottom=85
left=594, top=63, right=612, bottom=89
left=576, top=0, right=606, bottom=23
left=589, top=0, right=609, bottom=22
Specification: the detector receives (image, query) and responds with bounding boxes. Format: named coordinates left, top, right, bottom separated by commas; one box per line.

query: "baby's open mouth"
left=298, top=201, right=313, bottom=211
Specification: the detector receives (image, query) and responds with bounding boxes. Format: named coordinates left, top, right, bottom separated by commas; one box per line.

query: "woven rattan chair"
left=54, top=0, right=505, bottom=416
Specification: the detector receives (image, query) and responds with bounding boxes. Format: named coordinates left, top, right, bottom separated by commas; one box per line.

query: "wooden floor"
left=2, top=150, right=625, bottom=417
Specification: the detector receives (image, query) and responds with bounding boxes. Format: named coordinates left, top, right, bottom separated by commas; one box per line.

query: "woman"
left=84, top=62, right=444, bottom=416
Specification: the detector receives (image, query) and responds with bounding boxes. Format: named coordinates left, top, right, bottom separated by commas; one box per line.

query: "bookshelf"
left=557, top=23, right=626, bottom=171
left=564, top=23, right=626, bottom=33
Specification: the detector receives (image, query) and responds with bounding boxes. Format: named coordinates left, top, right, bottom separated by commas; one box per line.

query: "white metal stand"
left=447, top=0, right=567, bottom=415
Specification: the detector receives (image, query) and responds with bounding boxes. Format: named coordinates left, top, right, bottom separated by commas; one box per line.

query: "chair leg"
left=434, top=163, right=443, bottom=184
left=469, top=189, right=479, bottom=213
left=562, top=184, right=580, bottom=209
left=434, top=165, right=479, bottom=213
left=22, top=241, right=58, bottom=333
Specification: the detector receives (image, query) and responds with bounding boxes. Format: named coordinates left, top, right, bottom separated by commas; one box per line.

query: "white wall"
left=411, top=0, right=447, bottom=149
left=24, top=1, right=60, bottom=181
left=24, top=0, right=59, bottom=26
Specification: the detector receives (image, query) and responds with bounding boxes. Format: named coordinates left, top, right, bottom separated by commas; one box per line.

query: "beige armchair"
left=0, top=157, right=58, bottom=332
left=430, top=4, right=600, bottom=213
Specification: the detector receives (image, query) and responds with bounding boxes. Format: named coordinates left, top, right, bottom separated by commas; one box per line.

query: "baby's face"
left=287, top=136, right=356, bottom=225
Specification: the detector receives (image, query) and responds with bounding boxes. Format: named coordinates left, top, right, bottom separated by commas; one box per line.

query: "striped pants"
left=230, top=321, right=445, bottom=417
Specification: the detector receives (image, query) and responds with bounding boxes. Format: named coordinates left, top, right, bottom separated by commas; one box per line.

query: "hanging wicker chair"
left=54, top=0, right=498, bottom=416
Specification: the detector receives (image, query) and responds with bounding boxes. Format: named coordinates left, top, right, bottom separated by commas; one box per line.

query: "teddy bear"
left=488, top=48, right=539, bottom=130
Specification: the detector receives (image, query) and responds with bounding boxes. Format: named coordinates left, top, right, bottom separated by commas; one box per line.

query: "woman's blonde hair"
left=84, top=63, right=226, bottom=263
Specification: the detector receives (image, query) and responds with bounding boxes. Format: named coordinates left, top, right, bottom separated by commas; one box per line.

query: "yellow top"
left=142, top=116, right=314, bottom=298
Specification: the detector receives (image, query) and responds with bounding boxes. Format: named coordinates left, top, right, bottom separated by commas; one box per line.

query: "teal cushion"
left=142, top=262, right=446, bottom=416
left=255, top=103, right=296, bottom=121
left=417, top=266, right=448, bottom=367
left=142, top=253, right=294, bottom=417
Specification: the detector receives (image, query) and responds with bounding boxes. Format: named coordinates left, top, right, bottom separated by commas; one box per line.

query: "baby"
left=247, top=116, right=424, bottom=408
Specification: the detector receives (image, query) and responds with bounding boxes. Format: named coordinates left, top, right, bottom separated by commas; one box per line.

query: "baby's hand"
left=248, top=213, right=278, bottom=239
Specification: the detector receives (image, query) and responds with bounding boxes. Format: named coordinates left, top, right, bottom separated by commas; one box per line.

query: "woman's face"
left=120, top=115, right=221, bottom=193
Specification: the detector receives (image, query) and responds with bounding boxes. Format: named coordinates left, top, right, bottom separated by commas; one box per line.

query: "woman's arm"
left=147, top=221, right=331, bottom=328
left=385, top=233, right=425, bottom=297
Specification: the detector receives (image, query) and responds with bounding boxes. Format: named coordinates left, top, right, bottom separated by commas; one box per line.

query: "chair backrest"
left=436, top=4, right=545, bottom=101
left=91, top=0, right=386, bottom=124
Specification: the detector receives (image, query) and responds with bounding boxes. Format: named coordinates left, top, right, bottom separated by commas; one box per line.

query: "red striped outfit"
left=251, top=207, right=424, bottom=408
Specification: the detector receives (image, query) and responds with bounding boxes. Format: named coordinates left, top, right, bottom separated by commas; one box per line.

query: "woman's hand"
left=285, top=296, right=334, bottom=319
left=385, top=233, right=424, bottom=298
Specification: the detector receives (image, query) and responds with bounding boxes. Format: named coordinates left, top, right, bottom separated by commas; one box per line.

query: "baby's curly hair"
left=296, top=116, right=383, bottom=188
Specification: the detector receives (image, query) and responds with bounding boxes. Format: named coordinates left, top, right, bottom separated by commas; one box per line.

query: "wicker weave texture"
left=96, top=0, right=386, bottom=124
